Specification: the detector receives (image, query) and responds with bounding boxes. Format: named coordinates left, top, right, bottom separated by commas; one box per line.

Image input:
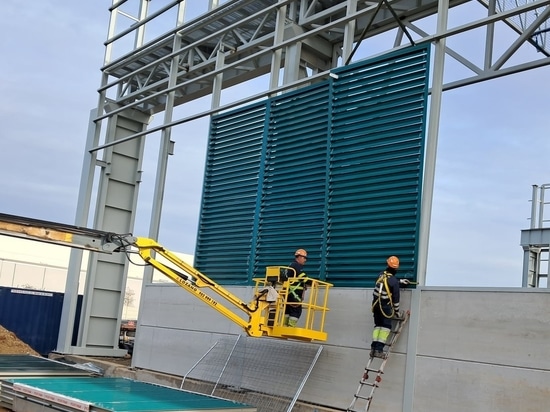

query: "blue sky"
left=0, top=1, right=548, bottom=287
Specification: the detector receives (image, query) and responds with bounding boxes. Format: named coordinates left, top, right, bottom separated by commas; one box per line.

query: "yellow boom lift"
left=0, top=213, right=332, bottom=342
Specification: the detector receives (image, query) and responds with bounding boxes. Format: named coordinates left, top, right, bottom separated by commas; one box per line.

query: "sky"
left=0, top=0, right=548, bottom=288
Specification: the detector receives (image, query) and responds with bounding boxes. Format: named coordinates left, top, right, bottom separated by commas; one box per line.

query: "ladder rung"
left=355, top=393, right=375, bottom=400
left=359, top=380, right=378, bottom=386
left=365, top=367, right=382, bottom=373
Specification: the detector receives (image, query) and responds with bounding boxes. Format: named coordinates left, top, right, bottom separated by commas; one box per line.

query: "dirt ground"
left=0, top=325, right=40, bottom=356
left=0, top=323, right=131, bottom=365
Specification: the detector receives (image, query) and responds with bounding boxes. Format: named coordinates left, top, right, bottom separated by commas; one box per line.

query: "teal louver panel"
left=253, top=83, right=330, bottom=279
left=194, top=103, right=267, bottom=283
left=326, top=45, right=430, bottom=286
left=196, top=44, right=430, bottom=287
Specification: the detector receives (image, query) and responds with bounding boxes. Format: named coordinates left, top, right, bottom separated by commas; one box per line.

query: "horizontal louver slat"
left=196, top=45, right=430, bottom=287
left=194, top=103, right=266, bottom=283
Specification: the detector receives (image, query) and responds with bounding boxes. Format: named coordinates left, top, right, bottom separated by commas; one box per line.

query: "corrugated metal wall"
left=0, top=286, right=82, bottom=355
left=195, top=44, right=430, bottom=287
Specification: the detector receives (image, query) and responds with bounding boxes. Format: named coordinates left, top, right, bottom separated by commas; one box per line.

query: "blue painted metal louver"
left=194, top=103, right=267, bottom=283
left=195, top=44, right=430, bottom=286
left=253, top=83, right=330, bottom=280
left=326, top=46, right=429, bottom=286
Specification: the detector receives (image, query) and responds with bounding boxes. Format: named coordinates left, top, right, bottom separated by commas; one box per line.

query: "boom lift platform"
left=347, top=311, right=410, bottom=412
left=0, top=213, right=332, bottom=342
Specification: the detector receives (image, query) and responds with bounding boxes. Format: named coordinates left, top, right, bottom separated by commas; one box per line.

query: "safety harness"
left=289, top=273, right=307, bottom=301
left=372, top=271, right=397, bottom=319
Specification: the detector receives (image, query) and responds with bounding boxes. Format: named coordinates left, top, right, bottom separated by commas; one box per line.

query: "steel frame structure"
left=57, top=0, right=550, bottom=355
left=521, top=184, right=550, bottom=287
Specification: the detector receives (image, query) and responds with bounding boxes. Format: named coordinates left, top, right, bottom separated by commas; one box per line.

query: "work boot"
left=288, top=316, right=298, bottom=327
left=372, top=350, right=386, bottom=359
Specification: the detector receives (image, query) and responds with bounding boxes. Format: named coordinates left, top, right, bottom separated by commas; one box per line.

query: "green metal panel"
left=0, top=355, right=91, bottom=378
left=197, top=44, right=430, bottom=287
left=5, top=376, right=253, bottom=411
left=327, top=44, right=430, bottom=286
left=195, top=103, right=267, bottom=283
left=253, top=82, right=330, bottom=278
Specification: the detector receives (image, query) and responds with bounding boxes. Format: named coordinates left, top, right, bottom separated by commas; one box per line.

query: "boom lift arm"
left=0, top=213, right=332, bottom=342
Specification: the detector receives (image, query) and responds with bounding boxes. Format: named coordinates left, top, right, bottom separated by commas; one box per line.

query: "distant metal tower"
left=521, top=184, right=550, bottom=287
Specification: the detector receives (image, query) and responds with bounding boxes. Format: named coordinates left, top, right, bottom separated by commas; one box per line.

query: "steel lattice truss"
left=96, top=0, right=550, bottom=121
left=493, top=0, right=549, bottom=52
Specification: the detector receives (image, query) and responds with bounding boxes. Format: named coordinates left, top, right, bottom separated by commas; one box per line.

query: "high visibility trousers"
left=283, top=314, right=299, bottom=327
left=371, top=326, right=391, bottom=351
left=371, top=303, right=393, bottom=351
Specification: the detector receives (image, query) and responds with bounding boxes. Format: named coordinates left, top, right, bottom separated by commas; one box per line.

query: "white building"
left=0, top=236, right=193, bottom=320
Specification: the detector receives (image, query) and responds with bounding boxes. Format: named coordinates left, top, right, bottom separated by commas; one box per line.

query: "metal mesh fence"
left=180, top=335, right=324, bottom=412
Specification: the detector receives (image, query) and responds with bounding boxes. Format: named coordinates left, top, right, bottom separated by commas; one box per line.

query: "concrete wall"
left=132, top=284, right=550, bottom=412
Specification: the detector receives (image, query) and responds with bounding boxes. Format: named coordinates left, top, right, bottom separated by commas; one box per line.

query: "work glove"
left=399, top=279, right=411, bottom=285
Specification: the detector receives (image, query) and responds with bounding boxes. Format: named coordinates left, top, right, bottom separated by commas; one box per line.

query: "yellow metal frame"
left=253, top=266, right=333, bottom=342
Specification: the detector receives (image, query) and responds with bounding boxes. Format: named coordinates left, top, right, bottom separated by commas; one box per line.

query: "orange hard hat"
left=295, top=249, right=308, bottom=257
left=386, top=256, right=400, bottom=269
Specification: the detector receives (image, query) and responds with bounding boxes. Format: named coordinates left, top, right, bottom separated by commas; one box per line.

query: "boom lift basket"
left=254, top=266, right=333, bottom=342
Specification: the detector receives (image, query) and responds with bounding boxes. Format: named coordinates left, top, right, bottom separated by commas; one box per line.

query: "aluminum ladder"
left=346, top=311, right=410, bottom=412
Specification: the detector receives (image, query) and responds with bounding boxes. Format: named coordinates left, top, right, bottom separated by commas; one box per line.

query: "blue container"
left=0, top=286, right=82, bottom=356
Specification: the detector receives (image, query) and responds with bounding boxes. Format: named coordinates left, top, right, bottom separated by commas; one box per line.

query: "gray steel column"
left=269, top=1, right=287, bottom=90
left=530, top=184, right=539, bottom=229
left=402, top=288, right=421, bottom=412
left=56, top=109, right=100, bottom=353
left=416, top=0, right=449, bottom=287
left=211, top=51, right=225, bottom=110
left=282, top=42, right=303, bottom=85
left=403, top=0, right=466, bottom=381
left=134, top=0, right=148, bottom=48
left=522, top=249, right=533, bottom=287
left=142, top=2, right=186, bottom=289
left=57, top=0, right=121, bottom=349
left=484, top=0, right=496, bottom=69
left=72, top=107, right=151, bottom=356
left=538, top=185, right=547, bottom=228
left=342, top=0, right=358, bottom=64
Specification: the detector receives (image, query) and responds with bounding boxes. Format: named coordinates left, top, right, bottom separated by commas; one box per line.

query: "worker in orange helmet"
left=370, top=256, right=410, bottom=358
left=283, top=249, right=309, bottom=327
